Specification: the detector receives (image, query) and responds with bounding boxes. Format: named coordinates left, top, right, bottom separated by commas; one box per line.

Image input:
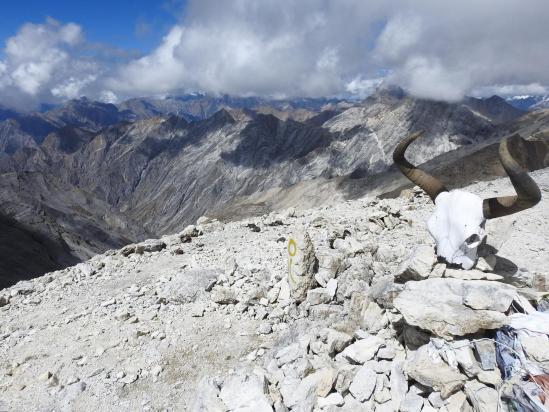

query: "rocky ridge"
left=0, top=169, right=548, bottom=411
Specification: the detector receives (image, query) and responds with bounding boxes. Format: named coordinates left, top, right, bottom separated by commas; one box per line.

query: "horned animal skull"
left=394, top=132, right=541, bottom=269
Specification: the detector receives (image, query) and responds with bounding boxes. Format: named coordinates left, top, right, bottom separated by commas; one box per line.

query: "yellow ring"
left=287, top=238, right=297, bottom=257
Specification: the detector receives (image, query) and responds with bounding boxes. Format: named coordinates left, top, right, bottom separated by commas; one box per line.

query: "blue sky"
left=0, top=0, right=185, bottom=53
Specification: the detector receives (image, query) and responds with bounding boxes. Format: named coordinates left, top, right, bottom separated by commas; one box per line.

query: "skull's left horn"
left=482, top=136, right=541, bottom=219
left=393, top=131, right=447, bottom=202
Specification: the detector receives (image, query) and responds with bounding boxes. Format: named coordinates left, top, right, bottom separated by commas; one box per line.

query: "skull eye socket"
left=465, top=234, right=481, bottom=246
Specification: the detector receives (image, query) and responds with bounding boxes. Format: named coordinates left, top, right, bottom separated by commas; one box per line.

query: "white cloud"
left=374, top=0, right=549, bottom=101
left=473, top=83, right=549, bottom=98
left=108, top=0, right=383, bottom=98
left=107, top=26, right=186, bottom=94
left=1, top=1, right=549, bottom=109
left=0, top=19, right=103, bottom=109
left=51, top=74, right=98, bottom=99
left=110, top=0, right=549, bottom=102
left=345, top=77, right=385, bottom=99
left=99, top=90, right=118, bottom=104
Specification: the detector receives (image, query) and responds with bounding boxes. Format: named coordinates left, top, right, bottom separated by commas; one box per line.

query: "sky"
left=0, top=0, right=548, bottom=111
left=0, top=0, right=184, bottom=53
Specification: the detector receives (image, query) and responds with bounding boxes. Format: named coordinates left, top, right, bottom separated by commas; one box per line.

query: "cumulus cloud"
left=109, top=0, right=549, bottom=102
left=108, top=0, right=385, bottom=98
left=2, top=1, right=549, bottom=109
left=374, top=0, right=549, bottom=101
left=0, top=18, right=115, bottom=110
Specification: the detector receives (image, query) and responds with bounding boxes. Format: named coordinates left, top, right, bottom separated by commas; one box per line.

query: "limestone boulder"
left=394, top=278, right=516, bottom=339
left=287, top=232, right=318, bottom=302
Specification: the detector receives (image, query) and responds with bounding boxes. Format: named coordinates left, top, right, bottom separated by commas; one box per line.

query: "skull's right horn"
left=482, top=137, right=542, bottom=219
left=393, top=131, right=447, bottom=202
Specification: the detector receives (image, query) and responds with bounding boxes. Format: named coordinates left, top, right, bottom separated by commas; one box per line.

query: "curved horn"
left=482, top=137, right=541, bottom=219
left=393, top=131, right=447, bottom=202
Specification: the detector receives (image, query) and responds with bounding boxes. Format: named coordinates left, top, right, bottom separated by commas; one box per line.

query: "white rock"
left=317, top=392, right=344, bottom=407
left=121, top=374, right=138, bottom=384
left=339, top=335, right=384, bottom=364
left=390, top=353, right=408, bottom=411
left=258, top=322, right=273, bottom=335
left=400, top=391, right=424, bottom=412
left=275, top=343, right=302, bottom=366
left=334, top=364, right=357, bottom=395
left=405, top=345, right=466, bottom=399
left=443, top=268, right=503, bottom=281
left=427, top=392, right=445, bottom=408
left=326, top=278, right=338, bottom=298
left=306, top=288, right=333, bottom=305
left=444, top=391, right=470, bottom=412
left=476, top=370, right=502, bottom=387
left=287, top=232, right=318, bottom=302
left=463, top=380, right=498, bottom=412
left=342, top=394, right=374, bottom=411
left=219, top=371, right=272, bottom=412
left=430, top=263, right=446, bottom=278
left=191, top=304, right=206, bottom=317
left=211, top=287, right=238, bottom=304
left=281, top=368, right=336, bottom=408
left=151, top=365, right=163, bottom=377
left=324, top=328, right=353, bottom=356
left=376, top=347, right=396, bottom=360
left=277, top=279, right=291, bottom=303
left=361, top=301, right=387, bottom=333
left=452, top=344, right=480, bottom=378
left=191, top=377, right=226, bottom=412
left=519, top=334, right=549, bottom=362
left=395, top=245, right=436, bottom=282
left=348, top=365, right=376, bottom=402
left=475, top=255, right=497, bottom=272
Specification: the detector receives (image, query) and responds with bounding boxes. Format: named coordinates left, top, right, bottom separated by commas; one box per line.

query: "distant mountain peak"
left=505, top=94, right=549, bottom=111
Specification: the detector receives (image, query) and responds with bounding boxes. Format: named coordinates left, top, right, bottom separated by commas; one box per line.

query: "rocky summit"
left=0, top=168, right=548, bottom=411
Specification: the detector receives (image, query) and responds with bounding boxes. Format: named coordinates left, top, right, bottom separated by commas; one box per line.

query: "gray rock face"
left=394, top=278, right=516, bottom=339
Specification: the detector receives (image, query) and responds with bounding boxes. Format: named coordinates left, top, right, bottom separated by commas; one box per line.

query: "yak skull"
left=427, top=190, right=486, bottom=269
left=394, top=132, right=541, bottom=269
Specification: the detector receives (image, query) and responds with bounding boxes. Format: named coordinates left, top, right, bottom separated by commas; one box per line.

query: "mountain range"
left=505, top=94, right=549, bottom=111
left=1, top=88, right=548, bottom=288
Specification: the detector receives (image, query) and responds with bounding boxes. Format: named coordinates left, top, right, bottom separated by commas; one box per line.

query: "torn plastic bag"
left=506, top=312, right=549, bottom=335
left=496, top=326, right=522, bottom=380
left=504, top=383, right=549, bottom=412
